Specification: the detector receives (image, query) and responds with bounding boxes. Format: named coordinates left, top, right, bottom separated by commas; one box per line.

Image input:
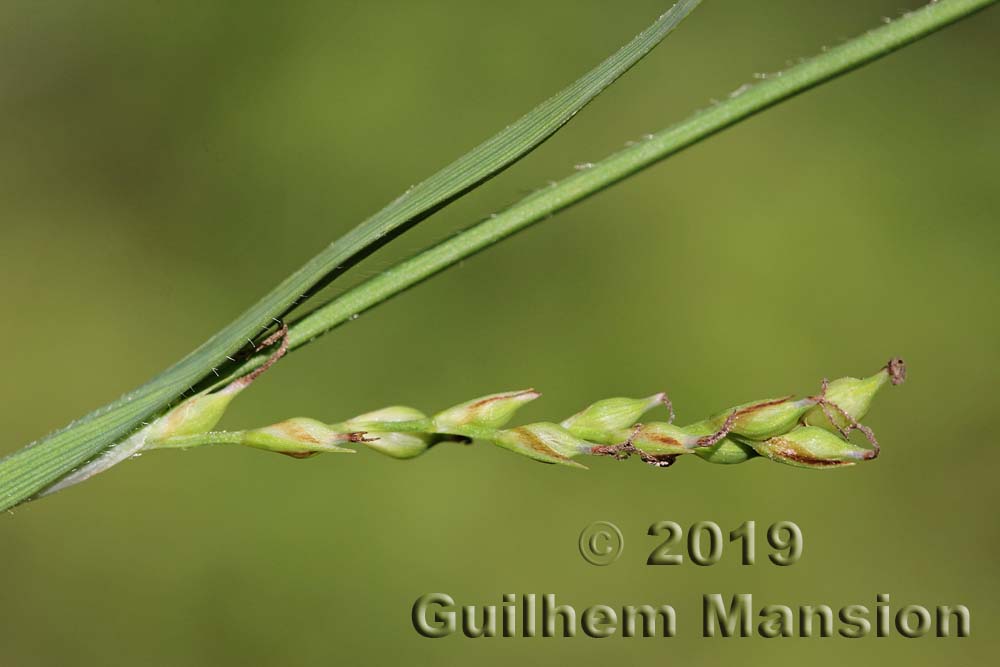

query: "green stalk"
left=147, top=432, right=248, bottom=450
left=230, top=0, right=996, bottom=379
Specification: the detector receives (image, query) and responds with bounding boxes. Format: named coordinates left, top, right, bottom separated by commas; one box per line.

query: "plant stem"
left=146, top=432, right=248, bottom=450
left=228, top=0, right=996, bottom=380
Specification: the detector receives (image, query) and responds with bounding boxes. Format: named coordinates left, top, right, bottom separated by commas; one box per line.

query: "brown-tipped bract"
left=493, top=423, right=589, bottom=468
left=802, top=358, right=906, bottom=433
left=433, top=389, right=540, bottom=434
left=705, top=396, right=815, bottom=441
left=344, top=406, right=432, bottom=459
left=241, top=418, right=359, bottom=457
left=750, top=426, right=877, bottom=468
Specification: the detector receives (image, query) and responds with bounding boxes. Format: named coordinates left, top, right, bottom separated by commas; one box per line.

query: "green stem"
left=228, top=0, right=996, bottom=380
left=147, top=432, right=247, bottom=450
left=327, top=420, right=433, bottom=434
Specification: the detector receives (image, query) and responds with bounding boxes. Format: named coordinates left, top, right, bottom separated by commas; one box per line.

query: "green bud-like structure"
left=683, top=420, right=759, bottom=465
left=589, top=420, right=759, bottom=467
left=802, top=358, right=906, bottom=433
left=493, top=423, right=589, bottom=468
left=240, top=418, right=359, bottom=458
left=705, top=396, right=816, bottom=441
left=343, top=406, right=433, bottom=460
left=561, top=393, right=670, bottom=442
left=432, top=389, right=540, bottom=436
left=620, top=422, right=693, bottom=455
left=146, top=391, right=240, bottom=442
left=749, top=426, right=877, bottom=469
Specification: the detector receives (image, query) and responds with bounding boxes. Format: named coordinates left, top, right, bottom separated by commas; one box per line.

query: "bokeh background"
left=1, top=1, right=998, bottom=665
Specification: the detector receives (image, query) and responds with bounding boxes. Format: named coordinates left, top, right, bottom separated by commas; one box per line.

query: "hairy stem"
left=227, top=0, right=995, bottom=381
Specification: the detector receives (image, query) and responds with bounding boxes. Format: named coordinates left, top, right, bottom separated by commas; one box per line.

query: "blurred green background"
left=2, top=0, right=998, bottom=665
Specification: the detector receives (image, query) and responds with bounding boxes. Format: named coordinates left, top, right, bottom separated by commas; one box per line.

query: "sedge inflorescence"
left=144, top=346, right=905, bottom=471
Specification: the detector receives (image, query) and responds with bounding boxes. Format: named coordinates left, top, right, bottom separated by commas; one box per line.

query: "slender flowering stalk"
left=219, top=0, right=994, bottom=395
left=43, top=357, right=906, bottom=497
